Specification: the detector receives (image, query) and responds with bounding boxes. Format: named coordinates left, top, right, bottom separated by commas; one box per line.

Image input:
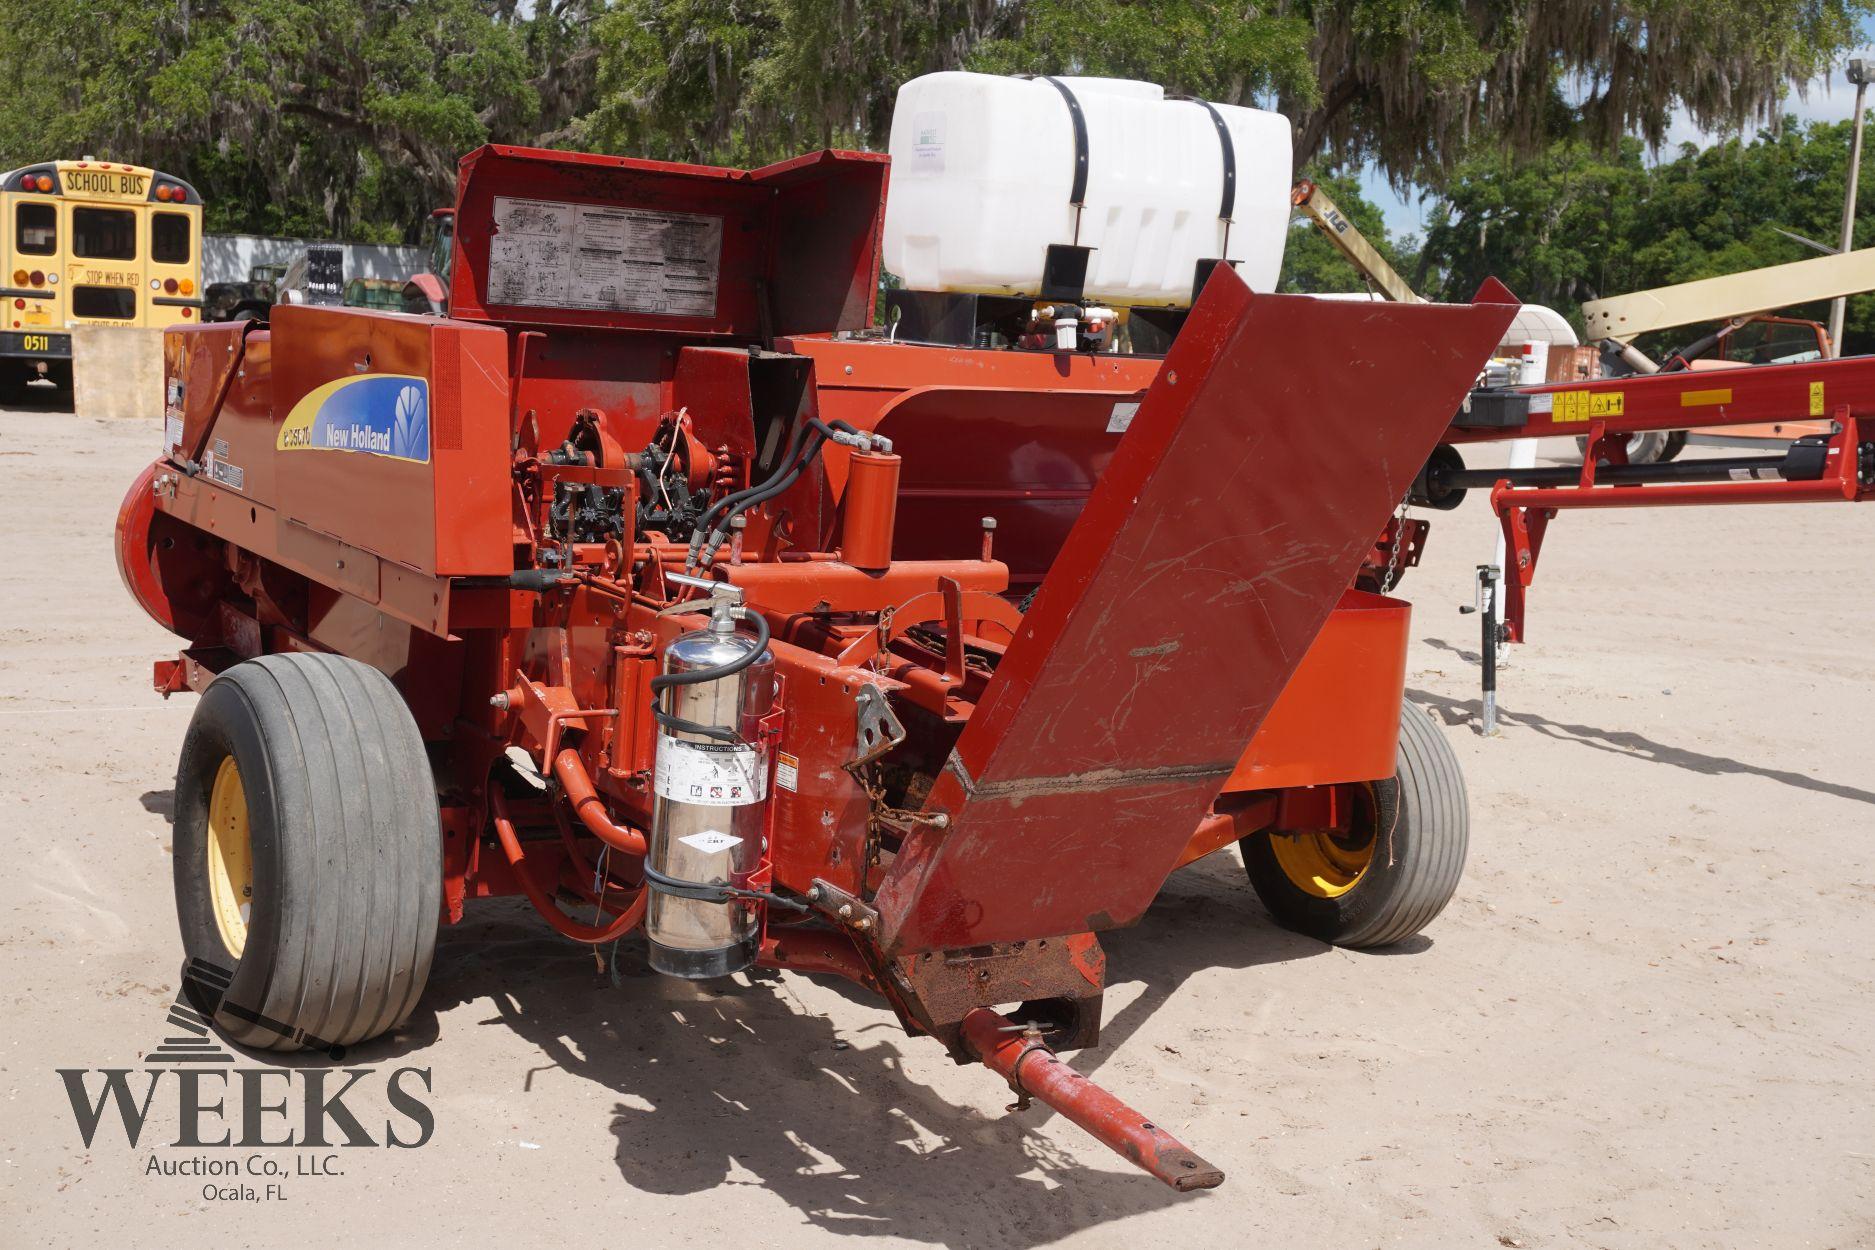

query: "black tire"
left=173, top=652, right=440, bottom=1051
left=1575, top=429, right=1672, bottom=464
left=1241, top=700, right=1467, bottom=949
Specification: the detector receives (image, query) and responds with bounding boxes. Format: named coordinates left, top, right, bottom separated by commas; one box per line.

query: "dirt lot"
left=1, top=402, right=1870, bottom=1249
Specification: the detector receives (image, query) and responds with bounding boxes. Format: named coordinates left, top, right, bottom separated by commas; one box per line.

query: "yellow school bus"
left=1, top=160, right=203, bottom=393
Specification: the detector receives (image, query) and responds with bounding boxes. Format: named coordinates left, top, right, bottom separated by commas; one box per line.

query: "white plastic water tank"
left=883, top=72, right=1293, bottom=308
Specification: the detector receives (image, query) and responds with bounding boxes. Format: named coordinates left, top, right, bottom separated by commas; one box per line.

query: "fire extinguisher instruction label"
left=655, top=737, right=766, bottom=806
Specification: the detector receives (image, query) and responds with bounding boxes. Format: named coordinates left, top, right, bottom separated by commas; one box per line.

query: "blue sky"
left=1360, top=49, right=1875, bottom=240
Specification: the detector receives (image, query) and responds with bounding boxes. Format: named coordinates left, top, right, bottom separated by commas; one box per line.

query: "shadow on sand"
left=1, top=379, right=74, bottom=413
left=153, top=766, right=1444, bottom=1237
left=310, top=851, right=1346, bottom=1241
left=1409, top=681, right=1875, bottom=807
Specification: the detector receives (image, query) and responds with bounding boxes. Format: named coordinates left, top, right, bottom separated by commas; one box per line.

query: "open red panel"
left=872, top=268, right=1519, bottom=954
left=446, top=144, right=887, bottom=339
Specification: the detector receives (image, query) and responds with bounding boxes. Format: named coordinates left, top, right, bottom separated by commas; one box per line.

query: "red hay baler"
left=116, top=143, right=1525, bottom=1189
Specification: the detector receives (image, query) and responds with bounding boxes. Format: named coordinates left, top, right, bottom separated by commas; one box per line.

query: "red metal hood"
left=873, top=268, right=1518, bottom=953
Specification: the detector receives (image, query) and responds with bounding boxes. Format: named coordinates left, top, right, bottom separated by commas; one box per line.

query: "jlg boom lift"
left=115, top=74, right=1873, bottom=1191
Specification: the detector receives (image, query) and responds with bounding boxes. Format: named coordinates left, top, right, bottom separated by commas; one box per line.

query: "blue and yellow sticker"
left=277, top=374, right=430, bottom=463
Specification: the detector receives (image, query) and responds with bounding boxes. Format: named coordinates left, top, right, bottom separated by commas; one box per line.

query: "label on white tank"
left=910, top=111, right=946, bottom=170
left=655, top=737, right=766, bottom=806
left=487, top=196, right=723, bottom=318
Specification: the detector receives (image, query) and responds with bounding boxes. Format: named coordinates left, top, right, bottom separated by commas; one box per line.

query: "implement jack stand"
left=1459, top=564, right=1506, bottom=736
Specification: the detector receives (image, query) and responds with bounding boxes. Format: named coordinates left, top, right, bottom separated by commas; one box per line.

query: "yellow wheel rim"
left=206, top=756, right=253, bottom=958
left=1269, top=787, right=1377, bottom=899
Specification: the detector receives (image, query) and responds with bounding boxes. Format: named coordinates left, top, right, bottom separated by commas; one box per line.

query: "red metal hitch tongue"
left=960, top=1008, right=1225, bottom=1191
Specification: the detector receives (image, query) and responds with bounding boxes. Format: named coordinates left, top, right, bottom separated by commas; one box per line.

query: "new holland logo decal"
left=277, top=374, right=430, bottom=463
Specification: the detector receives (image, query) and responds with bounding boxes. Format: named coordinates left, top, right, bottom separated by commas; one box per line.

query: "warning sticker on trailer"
left=655, top=737, right=766, bottom=806
left=1106, top=401, right=1140, bottom=434
left=487, top=196, right=723, bottom=318
left=1550, top=390, right=1624, bottom=423
left=775, top=751, right=800, bottom=793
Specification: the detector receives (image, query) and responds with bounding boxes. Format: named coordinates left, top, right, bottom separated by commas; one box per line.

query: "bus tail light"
left=163, top=278, right=178, bottom=294
left=10, top=269, right=24, bottom=286
left=180, top=278, right=195, bottom=296
left=33, top=174, right=52, bottom=192
left=181, top=307, right=193, bottom=318
left=155, top=185, right=171, bottom=201
left=28, top=271, right=44, bottom=287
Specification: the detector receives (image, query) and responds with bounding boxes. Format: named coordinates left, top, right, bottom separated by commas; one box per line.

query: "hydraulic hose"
left=687, top=417, right=860, bottom=568
left=646, top=609, right=771, bottom=742
left=551, top=748, right=649, bottom=856
left=490, top=788, right=646, bottom=944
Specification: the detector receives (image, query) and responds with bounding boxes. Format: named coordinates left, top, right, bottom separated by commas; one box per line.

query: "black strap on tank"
left=1181, top=96, right=1237, bottom=262
left=642, top=864, right=811, bottom=913
left=1039, top=75, right=1090, bottom=241
left=1189, top=98, right=1237, bottom=222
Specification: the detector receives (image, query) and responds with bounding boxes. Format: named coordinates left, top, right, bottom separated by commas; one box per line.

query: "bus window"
left=72, top=286, right=136, bottom=319
left=15, top=202, right=55, bottom=254
left=73, top=206, right=136, bottom=260
left=152, top=212, right=191, bottom=264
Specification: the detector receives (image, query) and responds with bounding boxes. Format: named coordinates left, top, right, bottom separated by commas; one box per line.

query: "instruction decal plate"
left=487, top=196, right=723, bottom=319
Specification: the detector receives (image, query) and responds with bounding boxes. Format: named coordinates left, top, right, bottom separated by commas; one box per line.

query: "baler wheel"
left=1241, top=699, right=1467, bottom=949
left=173, top=653, right=441, bottom=1051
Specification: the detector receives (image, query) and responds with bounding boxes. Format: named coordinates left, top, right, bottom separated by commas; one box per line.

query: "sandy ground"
left=0, top=398, right=1870, bottom=1250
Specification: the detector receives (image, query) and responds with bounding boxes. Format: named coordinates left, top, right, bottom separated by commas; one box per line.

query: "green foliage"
left=1416, top=117, right=1875, bottom=353
left=969, top=1, right=1316, bottom=107
left=582, top=1, right=1022, bottom=163
left=5, top=0, right=1872, bottom=250
left=580, top=1, right=1874, bottom=187
left=0, top=0, right=594, bottom=241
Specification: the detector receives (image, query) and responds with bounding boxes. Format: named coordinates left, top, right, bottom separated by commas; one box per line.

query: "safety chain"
left=1378, top=502, right=1411, bottom=594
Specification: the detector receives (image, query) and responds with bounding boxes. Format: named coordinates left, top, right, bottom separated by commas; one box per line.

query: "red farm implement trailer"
left=116, top=142, right=1873, bottom=1190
